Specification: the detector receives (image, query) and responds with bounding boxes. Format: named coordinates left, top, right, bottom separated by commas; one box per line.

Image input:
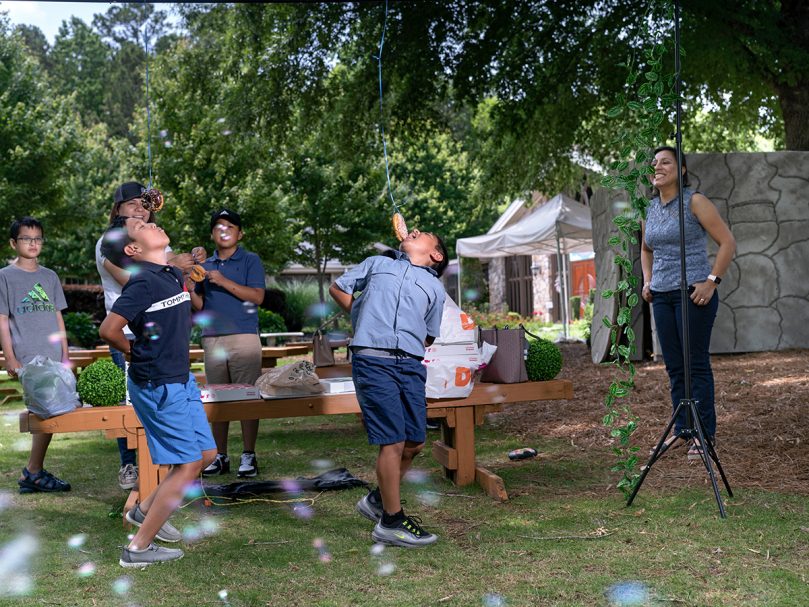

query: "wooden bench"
left=20, top=376, right=572, bottom=519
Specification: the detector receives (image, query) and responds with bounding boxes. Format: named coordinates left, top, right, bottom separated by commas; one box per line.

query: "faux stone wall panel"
left=593, top=151, right=809, bottom=356
left=733, top=307, right=782, bottom=351
left=777, top=297, right=809, bottom=348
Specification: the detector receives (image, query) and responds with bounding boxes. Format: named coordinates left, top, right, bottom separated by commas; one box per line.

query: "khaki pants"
left=202, top=333, right=262, bottom=385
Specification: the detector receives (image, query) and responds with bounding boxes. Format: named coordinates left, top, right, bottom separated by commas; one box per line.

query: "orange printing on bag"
left=454, top=367, right=472, bottom=387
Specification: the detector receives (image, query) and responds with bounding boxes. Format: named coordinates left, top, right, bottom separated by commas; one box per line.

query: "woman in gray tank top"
left=640, top=146, right=736, bottom=461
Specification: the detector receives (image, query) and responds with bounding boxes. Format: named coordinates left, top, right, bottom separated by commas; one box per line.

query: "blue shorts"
left=352, top=354, right=427, bottom=445
left=128, top=373, right=216, bottom=465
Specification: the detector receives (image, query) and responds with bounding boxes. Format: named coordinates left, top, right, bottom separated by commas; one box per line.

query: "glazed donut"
left=189, top=264, right=207, bottom=282
left=392, top=212, right=408, bottom=242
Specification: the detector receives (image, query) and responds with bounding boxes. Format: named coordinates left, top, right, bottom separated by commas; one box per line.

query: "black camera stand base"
left=626, top=398, right=733, bottom=517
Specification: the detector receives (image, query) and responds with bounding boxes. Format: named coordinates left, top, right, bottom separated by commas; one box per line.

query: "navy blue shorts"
left=128, top=373, right=216, bottom=465
left=352, top=354, right=427, bottom=445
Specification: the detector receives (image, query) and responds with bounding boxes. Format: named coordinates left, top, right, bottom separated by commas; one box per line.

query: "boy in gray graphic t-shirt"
left=0, top=217, right=73, bottom=494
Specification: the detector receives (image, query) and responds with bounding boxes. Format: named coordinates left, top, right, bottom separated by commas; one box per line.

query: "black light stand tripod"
left=625, top=0, right=733, bottom=518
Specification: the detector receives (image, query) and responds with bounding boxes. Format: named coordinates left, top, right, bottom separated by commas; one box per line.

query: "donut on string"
left=141, top=188, right=164, bottom=212
left=392, top=211, right=408, bottom=242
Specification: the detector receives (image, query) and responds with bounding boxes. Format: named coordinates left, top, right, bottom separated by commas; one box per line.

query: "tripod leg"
left=689, top=401, right=727, bottom=518
left=626, top=401, right=684, bottom=507
left=703, top=438, right=733, bottom=497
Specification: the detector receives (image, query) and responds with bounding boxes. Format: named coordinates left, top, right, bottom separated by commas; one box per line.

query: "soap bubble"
left=182, top=516, right=220, bottom=543
left=612, top=200, right=631, bottom=215
left=0, top=535, right=37, bottom=597
left=143, top=322, right=161, bottom=341
left=281, top=479, right=302, bottom=495
left=242, top=302, right=257, bottom=315
left=377, top=562, right=396, bottom=576
left=193, top=311, right=214, bottom=329
left=217, top=117, right=226, bottom=124
left=76, top=562, right=96, bottom=578
left=218, top=589, right=231, bottom=605
left=404, top=469, right=429, bottom=485
left=464, top=288, right=480, bottom=302
left=606, top=581, right=649, bottom=606
left=112, top=575, right=133, bottom=595
left=416, top=491, right=441, bottom=508
left=482, top=593, right=507, bottom=607
left=48, top=331, right=66, bottom=345
left=0, top=492, right=12, bottom=513
left=164, top=141, right=173, bottom=149
left=209, top=347, right=229, bottom=362
left=67, top=534, right=87, bottom=549
left=12, top=439, right=29, bottom=452
left=291, top=504, right=314, bottom=520
left=159, top=129, right=168, bottom=138
left=183, top=481, right=204, bottom=500
left=221, top=130, right=233, bottom=136
left=370, top=543, right=395, bottom=576
left=310, top=459, right=334, bottom=471
left=312, top=538, right=332, bottom=563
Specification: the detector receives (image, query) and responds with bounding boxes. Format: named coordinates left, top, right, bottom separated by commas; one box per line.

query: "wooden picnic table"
left=63, top=344, right=311, bottom=368
left=20, top=373, right=572, bottom=520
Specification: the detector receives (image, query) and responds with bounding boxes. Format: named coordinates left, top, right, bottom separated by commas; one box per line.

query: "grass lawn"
left=1, top=388, right=807, bottom=606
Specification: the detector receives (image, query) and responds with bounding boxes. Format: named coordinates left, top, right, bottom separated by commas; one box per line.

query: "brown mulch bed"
left=488, top=343, right=809, bottom=495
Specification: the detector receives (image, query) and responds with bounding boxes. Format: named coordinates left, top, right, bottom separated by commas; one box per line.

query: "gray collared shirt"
left=334, top=251, right=445, bottom=359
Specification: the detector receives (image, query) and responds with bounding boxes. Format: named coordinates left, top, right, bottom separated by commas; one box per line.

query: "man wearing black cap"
left=188, top=208, right=266, bottom=478
left=96, top=181, right=205, bottom=490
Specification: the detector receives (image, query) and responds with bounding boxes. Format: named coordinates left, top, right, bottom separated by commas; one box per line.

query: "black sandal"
left=18, top=468, right=71, bottom=494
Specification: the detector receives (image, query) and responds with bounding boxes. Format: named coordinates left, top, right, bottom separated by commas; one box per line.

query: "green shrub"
left=259, top=309, right=287, bottom=333
left=569, top=296, right=582, bottom=320
left=77, top=359, right=126, bottom=406
left=525, top=338, right=563, bottom=381
left=63, top=312, right=99, bottom=348
left=278, top=280, right=322, bottom=331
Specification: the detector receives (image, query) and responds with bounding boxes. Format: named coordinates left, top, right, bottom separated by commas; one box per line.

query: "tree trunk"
left=777, top=82, right=809, bottom=150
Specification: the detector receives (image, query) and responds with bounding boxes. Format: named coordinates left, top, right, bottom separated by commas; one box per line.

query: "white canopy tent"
left=455, top=193, right=593, bottom=338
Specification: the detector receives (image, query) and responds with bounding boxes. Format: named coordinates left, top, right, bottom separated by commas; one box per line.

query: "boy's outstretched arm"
left=329, top=283, right=353, bottom=313
left=100, top=312, right=132, bottom=355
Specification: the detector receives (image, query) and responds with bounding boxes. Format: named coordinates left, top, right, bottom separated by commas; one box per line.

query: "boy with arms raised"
left=99, top=216, right=216, bottom=568
left=0, top=217, right=72, bottom=494
left=329, top=229, right=447, bottom=547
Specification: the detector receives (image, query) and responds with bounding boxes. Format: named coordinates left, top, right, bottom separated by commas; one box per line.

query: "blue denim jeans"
left=651, top=289, right=718, bottom=438
left=111, top=347, right=137, bottom=467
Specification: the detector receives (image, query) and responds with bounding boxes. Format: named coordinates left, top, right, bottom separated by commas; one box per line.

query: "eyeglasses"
left=15, top=236, right=44, bottom=245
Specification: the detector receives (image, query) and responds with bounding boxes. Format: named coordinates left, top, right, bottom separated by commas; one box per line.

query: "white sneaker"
left=237, top=452, right=258, bottom=478
left=118, top=464, right=138, bottom=490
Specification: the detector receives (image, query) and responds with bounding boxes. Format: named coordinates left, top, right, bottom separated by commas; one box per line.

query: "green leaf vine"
left=600, top=25, right=679, bottom=497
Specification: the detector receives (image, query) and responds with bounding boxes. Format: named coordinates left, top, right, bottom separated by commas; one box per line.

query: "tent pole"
left=555, top=223, right=569, bottom=340
left=456, top=257, right=462, bottom=306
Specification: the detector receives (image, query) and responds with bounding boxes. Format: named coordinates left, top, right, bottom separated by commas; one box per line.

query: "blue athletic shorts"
left=128, top=373, right=216, bottom=465
left=352, top=354, right=427, bottom=445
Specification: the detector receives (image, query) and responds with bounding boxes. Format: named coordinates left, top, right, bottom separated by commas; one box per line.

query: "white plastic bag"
left=423, top=340, right=497, bottom=399
left=18, top=355, right=80, bottom=419
left=435, top=297, right=478, bottom=345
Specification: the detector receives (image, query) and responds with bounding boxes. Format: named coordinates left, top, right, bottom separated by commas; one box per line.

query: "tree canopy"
left=1, top=1, right=806, bottom=284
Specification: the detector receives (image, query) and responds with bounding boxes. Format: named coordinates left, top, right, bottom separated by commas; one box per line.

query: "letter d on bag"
left=454, top=367, right=472, bottom=387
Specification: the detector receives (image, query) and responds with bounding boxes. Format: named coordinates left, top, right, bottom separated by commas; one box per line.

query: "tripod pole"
left=626, top=0, right=732, bottom=517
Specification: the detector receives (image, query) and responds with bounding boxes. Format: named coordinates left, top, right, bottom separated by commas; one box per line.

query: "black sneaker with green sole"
left=371, top=514, right=438, bottom=548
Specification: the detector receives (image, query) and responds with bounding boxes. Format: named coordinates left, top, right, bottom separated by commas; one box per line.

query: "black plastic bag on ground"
left=203, top=468, right=368, bottom=499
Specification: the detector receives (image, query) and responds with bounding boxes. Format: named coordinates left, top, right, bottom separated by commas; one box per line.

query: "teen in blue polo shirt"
left=99, top=216, right=217, bottom=568
left=189, top=209, right=266, bottom=478
left=329, top=229, right=447, bottom=548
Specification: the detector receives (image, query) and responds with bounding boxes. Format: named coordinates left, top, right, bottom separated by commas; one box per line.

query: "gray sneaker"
left=118, top=464, right=138, bottom=490
left=125, top=504, right=182, bottom=543
left=371, top=515, right=438, bottom=548
left=119, top=543, right=184, bottom=568
left=356, top=489, right=383, bottom=523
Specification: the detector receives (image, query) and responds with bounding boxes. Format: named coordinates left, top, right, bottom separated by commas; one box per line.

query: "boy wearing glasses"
left=0, top=217, right=73, bottom=493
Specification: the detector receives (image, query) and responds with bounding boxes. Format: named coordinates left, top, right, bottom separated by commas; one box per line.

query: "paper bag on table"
left=255, top=360, right=324, bottom=398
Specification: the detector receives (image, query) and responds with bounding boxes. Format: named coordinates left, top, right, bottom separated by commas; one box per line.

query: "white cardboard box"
left=199, top=383, right=260, bottom=403
left=425, top=342, right=480, bottom=357
left=319, top=377, right=355, bottom=394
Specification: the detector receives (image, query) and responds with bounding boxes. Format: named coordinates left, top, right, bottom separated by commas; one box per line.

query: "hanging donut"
left=142, top=188, right=164, bottom=212
left=392, top=211, right=408, bottom=242
left=189, top=264, right=207, bottom=282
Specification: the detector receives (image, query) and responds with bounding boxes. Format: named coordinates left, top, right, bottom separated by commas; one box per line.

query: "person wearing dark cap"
left=188, top=209, right=266, bottom=478
left=95, top=182, right=206, bottom=490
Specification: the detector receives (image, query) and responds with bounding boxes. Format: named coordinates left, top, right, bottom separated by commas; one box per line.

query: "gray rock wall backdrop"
left=591, top=151, right=809, bottom=363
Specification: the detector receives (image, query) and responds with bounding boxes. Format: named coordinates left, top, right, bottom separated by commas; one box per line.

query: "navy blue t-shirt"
left=193, top=246, right=265, bottom=337
left=112, top=262, right=192, bottom=386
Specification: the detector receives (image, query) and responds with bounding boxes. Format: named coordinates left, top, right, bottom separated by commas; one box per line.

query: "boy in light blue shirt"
left=330, top=229, right=447, bottom=548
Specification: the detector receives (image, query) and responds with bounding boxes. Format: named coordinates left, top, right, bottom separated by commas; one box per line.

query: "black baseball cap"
left=210, top=208, right=242, bottom=232
left=113, top=182, right=147, bottom=204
